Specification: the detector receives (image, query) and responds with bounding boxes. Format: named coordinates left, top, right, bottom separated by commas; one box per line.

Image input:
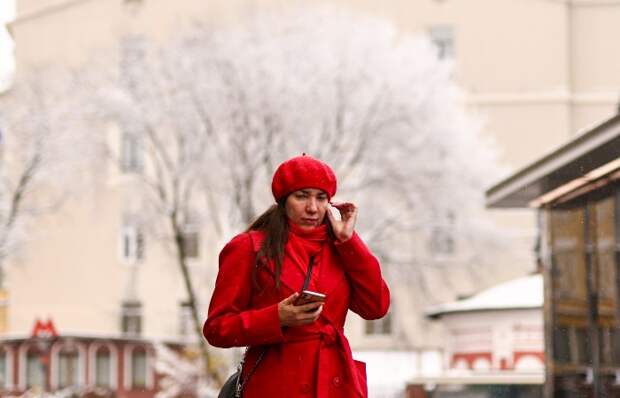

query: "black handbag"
left=218, top=347, right=267, bottom=398
left=218, top=372, right=240, bottom=398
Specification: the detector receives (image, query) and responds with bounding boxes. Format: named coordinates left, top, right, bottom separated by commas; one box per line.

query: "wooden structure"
left=486, top=113, right=620, bottom=397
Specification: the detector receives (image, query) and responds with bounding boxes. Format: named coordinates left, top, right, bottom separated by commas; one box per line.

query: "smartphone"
left=294, top=290, right=326, bottom=306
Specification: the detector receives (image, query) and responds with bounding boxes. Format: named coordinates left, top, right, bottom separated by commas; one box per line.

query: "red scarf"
left=285, top=220, right=329, bottom=291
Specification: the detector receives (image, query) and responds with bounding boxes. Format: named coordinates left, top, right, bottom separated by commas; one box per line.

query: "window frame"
left=123, top=345, right=153, bottom=391
left=119, top=131, right=144, bottom=174
left=121, top=300, right=142, bottom=337
left=428, top=25, right=455, bottom=60
left=119, top=224, right=145, bottom=265
left=0, top=347, right=11, bottom=390
left=88, top=342, right=118, bottom=389
left=364, top=312, right=393, bottom=336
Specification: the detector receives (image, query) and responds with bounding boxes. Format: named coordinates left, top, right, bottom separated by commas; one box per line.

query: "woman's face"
left=285, top=188, right=329, bottom=230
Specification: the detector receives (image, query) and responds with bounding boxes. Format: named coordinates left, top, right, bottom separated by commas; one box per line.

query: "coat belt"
left=283, top=324, right=364, bottom=398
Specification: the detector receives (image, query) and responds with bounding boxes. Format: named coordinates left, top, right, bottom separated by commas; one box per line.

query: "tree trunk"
left=170, top=214, right=224, bottom=386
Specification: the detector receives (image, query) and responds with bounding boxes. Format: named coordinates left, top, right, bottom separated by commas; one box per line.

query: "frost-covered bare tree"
left=153, top=343, right=218, bottom=398
left=181, top=8, right=508, bottom=288
left=0, top=69, right=96, bottom=274
left=97, top=33, right=222, bottom=383
left=97, top=6, right=508, bottom=387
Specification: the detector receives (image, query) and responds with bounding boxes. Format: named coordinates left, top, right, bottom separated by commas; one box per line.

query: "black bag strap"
left=301, top=255, right=315, bottom=292
left=235, top=346, right=268, bottom=396
left=234, top=232, right=270, bottom=397
left=235, top=236, right=318, bottom=397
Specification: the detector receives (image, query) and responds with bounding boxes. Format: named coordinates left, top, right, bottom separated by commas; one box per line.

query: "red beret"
left=271, top=154, right=337, bottom=201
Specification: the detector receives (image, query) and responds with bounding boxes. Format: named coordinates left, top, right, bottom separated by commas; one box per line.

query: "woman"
left=204, top=154, right=390, bottom=398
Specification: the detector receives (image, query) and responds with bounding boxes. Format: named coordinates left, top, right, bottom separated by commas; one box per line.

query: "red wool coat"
left=204, top=230, right=390, bottom=398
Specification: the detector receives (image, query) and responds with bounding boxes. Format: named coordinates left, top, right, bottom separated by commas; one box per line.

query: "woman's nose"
left=306, top=198, right=318, bottom=212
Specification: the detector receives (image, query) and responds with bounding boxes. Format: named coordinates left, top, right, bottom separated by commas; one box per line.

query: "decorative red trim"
left=451, top=352, right=492, bottom=369
left=513, top=351, right=544, bottom=365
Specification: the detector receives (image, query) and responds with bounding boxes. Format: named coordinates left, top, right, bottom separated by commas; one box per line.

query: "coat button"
left=300, top=383, right=311, bottom=394
left=332, top=376, right=342, bottom=388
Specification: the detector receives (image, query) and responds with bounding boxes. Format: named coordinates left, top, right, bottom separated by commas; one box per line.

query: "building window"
left=575, top=327, right=590, bottom=365
left=120, top=34, right=145, bottom=82
left=428, top=25, right=454, bottom=59
left=182, top=230, right=200, bottom=259
left=120, top=225, right=144, bottom=264
left=553, top=326, right=571, bottom=364
left=121, top=301, right=142, bottom=336
left=95, top=348, right=112, bottom=388
left=179, top=301, right=193, bottom=339
left=429, top=227, right=455, bottom=255
left=429, top=212, right=455, bottom=255
left=549, top=207, right=587, bottom=302
left=58, top=348, right=79, bottom=388
left=26, top=352, right=44, bottom=388
left=123, top=0, right=144, bottom=7
left=131, top=349, right=147, bottom=389
left=600, top=327, right=610, bottom=365
left=120, top=132, right=143, bottom=174
left=0, top=351, right=6, bottom=389
left=365, top=313, right=392, bottom=335
left=593, top=196, right=616, bottom=301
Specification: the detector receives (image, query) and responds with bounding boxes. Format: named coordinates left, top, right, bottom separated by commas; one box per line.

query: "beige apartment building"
left=1, top=0, right=619, bottom=396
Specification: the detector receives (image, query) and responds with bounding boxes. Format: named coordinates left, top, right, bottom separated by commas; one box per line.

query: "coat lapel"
left=317, top=244, right=346, bottom=296
left=278, top=250, right=307, bottom=293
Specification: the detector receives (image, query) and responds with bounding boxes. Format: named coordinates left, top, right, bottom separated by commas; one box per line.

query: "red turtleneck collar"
left=287, top=219, right=329, bottom=242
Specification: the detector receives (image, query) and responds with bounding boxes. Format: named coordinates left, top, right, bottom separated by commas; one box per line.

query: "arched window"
left=58, top=347, right=79, bottom=388
left=0, top=348, right=7, bottom=389
left=123, top=345, right=152, bottom=390
left=25, top=350, right=44, bottom=389
left=514, top=355, right=543, bottom=371
left=94, top=346, right=113, bottom=387
left=452, top=358, right=469, bottom=370
left=131, top=348, right=147, bottom=388
left=472, top=357, right=491, bottom=371
left=50, top=341, right=86, bottom=390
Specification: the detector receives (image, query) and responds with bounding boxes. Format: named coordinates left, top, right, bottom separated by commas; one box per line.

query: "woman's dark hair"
left=246, top=201, right=289, bottom=289
left=246, top=198, right=335, bottom=289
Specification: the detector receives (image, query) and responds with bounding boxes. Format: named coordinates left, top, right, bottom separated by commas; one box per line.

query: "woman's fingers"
left=296, top=301, right=323, bottom=313
left=331, top=202, right=355, bottom=211
left=279, top=294, right=324, bottom=326
left=330, top=202, right=357, bottom=220
left=281, top=292, right=299, bottom=306
left=297, top=304, right=323, bottom=323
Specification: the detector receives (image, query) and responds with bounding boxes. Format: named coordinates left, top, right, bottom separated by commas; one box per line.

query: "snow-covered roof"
left=426, top=274, right=542, bottom=318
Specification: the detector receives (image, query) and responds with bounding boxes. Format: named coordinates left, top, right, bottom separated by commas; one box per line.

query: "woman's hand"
left=326, top=202, right=358, bottom=242
left=278, top=293, right=323, bottom=327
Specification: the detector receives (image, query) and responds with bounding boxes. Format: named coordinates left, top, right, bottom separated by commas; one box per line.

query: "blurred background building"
left=408, top=274, right=544, bottom=397
left=487, top=113, right=620, bottom=397
left=1, top=0, right=620, bottom=397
